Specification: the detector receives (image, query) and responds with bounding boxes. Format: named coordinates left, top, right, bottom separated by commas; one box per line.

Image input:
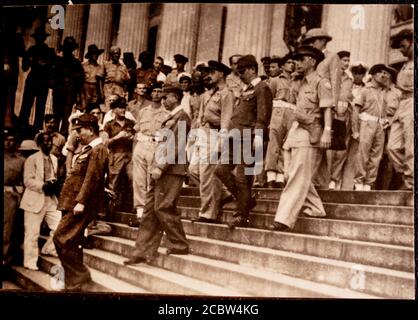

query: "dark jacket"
left=58, top=142, right=108, bottom=213
left=153, top=109, right=191, bottom=176
left=230, top=79, right=273, bottom=139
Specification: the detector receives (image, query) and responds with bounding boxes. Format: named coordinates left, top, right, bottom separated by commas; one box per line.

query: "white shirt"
left=157, top=72, right=166, bottom=83
left=180, top=91, right=191, bottom=118
left=103, top=110, right=137, bottom=126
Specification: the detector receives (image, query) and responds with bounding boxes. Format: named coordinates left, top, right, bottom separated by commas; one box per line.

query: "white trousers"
left=24, top=196, right=61, bottom=269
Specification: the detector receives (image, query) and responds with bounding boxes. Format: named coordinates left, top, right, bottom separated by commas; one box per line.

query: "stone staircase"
left=3, top=187, right=415, bottom=299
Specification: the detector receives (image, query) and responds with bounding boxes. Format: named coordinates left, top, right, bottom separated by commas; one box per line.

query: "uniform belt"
left=359, top=112, right=387, bottom=125
left=104, top=80, right=123, bottom=85
left=273, top=100, right=296, bottom=110
left=4, top=186, right=24, bottom=193
left=136, top=133, right=157, bottom=142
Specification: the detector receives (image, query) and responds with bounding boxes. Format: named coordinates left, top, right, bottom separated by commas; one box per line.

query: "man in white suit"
left=20, top=133, right=62, bottom=270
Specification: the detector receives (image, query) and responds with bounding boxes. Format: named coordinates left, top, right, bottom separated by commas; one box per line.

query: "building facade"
left=3, top=3, right=413, bottom=119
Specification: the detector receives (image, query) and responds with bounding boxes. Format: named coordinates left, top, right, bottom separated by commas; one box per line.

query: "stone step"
left=178, top=206, right=413, bottom=247
left=178, top=196, right=414, bottom=226
left=38, top=255, right=149, bottom=293
left=83, top=248, right=246, bottom=297
left=181, top=187, right=413, bottom=207
left=1, top=281, right=22, bottom=290
left=112, top=213, right=414, bottom=272
left=107, top=222, right=414, bottom=299
left=90, top=235, right=379, bottom=298
left=5, top=265, right=55, bottom=291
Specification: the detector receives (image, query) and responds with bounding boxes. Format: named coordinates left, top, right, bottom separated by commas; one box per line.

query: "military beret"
left=350, top=61, right=368, bottom=74
left=86, top=102, right=101, bottom=113
left=161, top=64, right=173, bottom=75
left=174, top=54, right=189, bottom=64
left=151, top=81, right=164, bottom=91
left=278, top=52, right=294, bottom=66
left=237, top=55, right=258, bottom=72
left=270, top=57, right=282, bottom=65
left=292, top=45, right=325, bottom=63
left=207, top=60, right=231, bottom=76
left=162, top=85, right=183, bottom=99
left=110, top=97, right=127, bottom=109
left=194, top=62, right=209, bottom=73
left=301, top=28, right=332, bottom=44
left=72, top=113, right=99, bottom=130
left=261, top=56, right=271, bottom=64
left=369, top=64, right=391, bottom=76
left=123, top=52, right=135, bottom=61
left=179, top=73, right=192, bottom=82
left=391, top=28, right=413, bottom=49
left=337, top=51, right=350, bottom=59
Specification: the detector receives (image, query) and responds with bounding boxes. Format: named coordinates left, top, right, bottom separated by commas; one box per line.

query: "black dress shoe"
left=65, top=277, right=92, bottom=292
left=249, top=197, right=257, bottom=210
left=267, top=181, right=278, bottom=189
left=227, top=217, right=249, bottom=230
left=123, top=256, right=147, bottom=265
left=276, top=181, right=285, bottom=189
left=128, top=217, right=141, bottom=228
left=166, top=248, right=189, bottom=255
left=191, top=216, right=220, bottom=224
left=219, top=195, right=234, bottom=208
left=267, top=222, right=290, bottom=232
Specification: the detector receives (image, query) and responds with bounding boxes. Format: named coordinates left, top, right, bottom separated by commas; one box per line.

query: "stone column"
left=156, top=3, right=200, bottom=71
left=85, top=4, right=114, bottom=63
left=195, top=4, right=224, bottom=63
left=324, top=4, right=392, bottom=67
left=222, top=4, right=273, bottom=66
left=62, top=4, right=87, bottom=60
left=270, top=4, right=289, bottom=57
left=116, top=3, right=149, bottom=59
left=45, top=5, right=62, bottom=52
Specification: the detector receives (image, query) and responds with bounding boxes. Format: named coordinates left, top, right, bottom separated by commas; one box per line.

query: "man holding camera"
left=20, top=133, right=62, bottom=270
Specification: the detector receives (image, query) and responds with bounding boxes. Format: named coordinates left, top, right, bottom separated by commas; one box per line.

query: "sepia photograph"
left=1, top=1, right=415, bottom=303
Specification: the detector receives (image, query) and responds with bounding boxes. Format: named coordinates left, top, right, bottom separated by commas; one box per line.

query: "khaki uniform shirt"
left=83, top=61, right=105, bottom=83
left=393, top=59, right=413, bottom=120
left=200, top=86, right=235, bottom=130
left=397, top=59, right=413, bottom=94
left=285, top=71, right=333, bottom=148
left=269, top=73, right=293, bottom=101
left=226, top=73, right=245, bottom=99
left=134, top=105, right=170, bottom=136
left=354, top=82, right=387, bottom=118
left=127, top=97, right=152, bottom=121
left=103, top=61, right=130, bottom=97
left=4, top=153, right=25, bottom=187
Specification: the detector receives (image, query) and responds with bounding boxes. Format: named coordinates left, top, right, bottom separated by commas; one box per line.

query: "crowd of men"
left=3, top=26, right=413, bottom=291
